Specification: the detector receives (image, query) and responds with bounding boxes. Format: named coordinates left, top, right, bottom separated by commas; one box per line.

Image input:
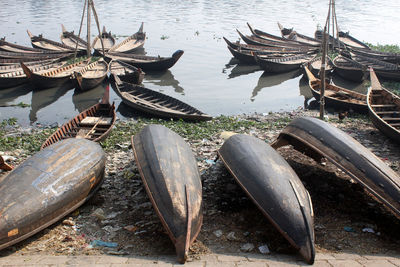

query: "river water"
left=0, top=0, right=399, bottom=125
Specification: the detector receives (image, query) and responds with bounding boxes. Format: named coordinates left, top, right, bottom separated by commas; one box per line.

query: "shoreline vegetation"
left=0, top=109, right=399, bottom=258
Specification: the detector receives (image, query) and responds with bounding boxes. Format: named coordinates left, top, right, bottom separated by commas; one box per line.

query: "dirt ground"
left=0, top=112, right=399, bottom=261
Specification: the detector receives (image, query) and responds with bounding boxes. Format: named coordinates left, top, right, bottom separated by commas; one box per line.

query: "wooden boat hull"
left=132, top=124, right=203, bottom=263
left=256, top=54, right=316, bottom=73
left=0, top=138, right=105, bottom=250
left=109, top=59, right=145, bottom=85
left=368, top=69, right=400, bottom=143
left=112, top=75, right=212, bottom=121
left=271, top=117, right=400, bottom=218
left=218, top=134, right=315, bottom=264
left=106, top=50, right=184, bottom=71
left=73, top=60, right=109, bottom=91
left=305, top=66, right=368, bottom=113
left=0, top=76, right=27, bottom=89
left=108, top=23, right=145, bottom=53
left=332, top=55, right=366, bottom=82
left=41, top=101, right=116, bottom=149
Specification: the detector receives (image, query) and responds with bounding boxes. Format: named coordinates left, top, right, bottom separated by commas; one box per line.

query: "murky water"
left=0, top=0, right=399, bottom=125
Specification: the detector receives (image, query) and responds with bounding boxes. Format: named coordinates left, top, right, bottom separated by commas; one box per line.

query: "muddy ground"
left=0, top=110, right=399, bottom=261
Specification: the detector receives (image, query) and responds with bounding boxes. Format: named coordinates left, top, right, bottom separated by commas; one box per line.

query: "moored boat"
left=60, top=24, right=88, bottom=51
left=255, top=53, right=317, bottom=73
left=0, top=138, right=105, bottom=251
left=27, top=30, right=79, bottom=53
left=72, top=58, right=109, bottom=91
left=108, top=22, right=145, bottom=53
left=21, top=58, right=91, bottom=89
left=350, top=53, right=400, bottom=81
left=132, top=124, right=203, bottom=263
left=106, top=50, right=184, bottom=71
left=92, top=26, right=116, bottom=53
left=218, top=134, right=315, bottom=264
left=304, top=65, right=367, bottom=113
left=271, top=116, right=400, bottom=218
left=109, top=59, right=145, bottom=84
left=41, top=86, right=115, bottom=149
left=332, top=55, right=367, bottom=82
left=367, top=68, right=400, bottom=143
left=111, top=75, right=212, bottom=121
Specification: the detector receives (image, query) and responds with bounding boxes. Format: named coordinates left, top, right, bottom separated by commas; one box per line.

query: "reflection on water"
left=72, top=82, right=108, bottom=112
left=252, top=70, right=302, bottom=101
left=0, top=84, right=33, bottom=106
left=0, top=0, right=398, bottom=125
left=143, top=70, right=184, bottom=94
left=30, top=85, right=74, bottom=123
left=225, top=63, right=262, bottom=79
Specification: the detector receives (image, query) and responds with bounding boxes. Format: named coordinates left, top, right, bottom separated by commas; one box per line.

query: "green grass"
left=365, top=43, right=400, bottom=53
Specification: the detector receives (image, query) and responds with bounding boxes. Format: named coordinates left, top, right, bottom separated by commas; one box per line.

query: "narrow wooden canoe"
left=108, top=22, right=145, bottom=53
left=0, top=37, right=56, bottom=53
left=92, top=26, right=116, bottom=53
left=332, top=55, right=366, bottom=82
left=248, top=22, right=319, bottom=47
left=223, top=37, right=317, bottom=53
left=0, top=138, right=105, bottom=251
left=132, top=124, right=203, bottom=263
left=218, top=134, right=315, bottom=264
left=21, top=58, right=90, bottom=89
left=60, top=24, right=88, bottom=51
left=368, top=68, right=400, bottom=143
left=350, top=47, right=400, bottom=64
left=271, top=116, right=400, bottom=218
left=304, top=65, right=368, bottom=113
left=337, top=31, right=370, bottom=50
left=0, top=50, right=73, bottom=61
left=227, top=45, right=297, bottom=65
left=111, top=75, right=212, bottom=121
left=0, top=60, right=66, bottom=89
left=350, top=53, right=400, bottom=81
left=72, top=59, right=109, bottom=91
left=106, top=50, right=184, bottom=71
left=255, top=53, right=316, bottom=73
left=307, top=56, right=333, bottom=77
left=41, top=87, right=115, bottom=149
left=277, top=22, right=321, bottom=47
left=109, top=59, right=145, bottom=84
left=27, top=30, right=79, bottom=53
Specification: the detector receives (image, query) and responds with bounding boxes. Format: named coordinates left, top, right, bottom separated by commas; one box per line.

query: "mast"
left=87, top=0, right=91, bottom=57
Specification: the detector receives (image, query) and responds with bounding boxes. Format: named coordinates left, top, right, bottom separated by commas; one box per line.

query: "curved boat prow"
left=26, top=30, right=33, bottom=39
left=271, top=117, right=400, bottom=218
left=172, top=50, right=184, bottom=60
left=218, top=134, right=315, bottom=264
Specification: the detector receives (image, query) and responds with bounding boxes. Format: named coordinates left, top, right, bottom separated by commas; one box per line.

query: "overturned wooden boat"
left=368, top=68, right=400, bottom=143
left=111, top=75, right=211, bottom=121
left=108, top=22, right=145, bottom=53
left=0, top=138, right=105, bottom=251
left=60, top=24, right=88, bottom=51
left=41, top=86, right=115, bottom=149
left=72, top=58, right=108, bottom=91
left=304, top=65, right=367, bottom=113
left=92, top=26, right=116, bottom=53
left=255, top=53, right=316, bottom=73
left=132, top=124, right=203, bottom=263
left=21, top=58, right=90, bottom=89
left=109, top=59, right=145, bottom=84
left=106, top=50, right=184, bottom=71
left=332, top=55, right=367, bottom=82
left=27, top=30, right=80, bottom=53
left=271, top=116, right=400, bottom=218
left=218, top=134, right=315, bottom=264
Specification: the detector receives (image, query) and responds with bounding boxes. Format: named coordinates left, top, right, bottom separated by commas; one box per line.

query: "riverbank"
left=0, top=109, right=399, bottom=261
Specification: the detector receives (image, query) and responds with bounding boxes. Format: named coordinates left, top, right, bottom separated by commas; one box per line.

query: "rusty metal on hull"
left=218, top=134, right=315, bottom=264
left=271, top=117, right=400, bottom=218
left=131, top=125, right=203, bottom=263
left=0, top=138, right=105, bottom=250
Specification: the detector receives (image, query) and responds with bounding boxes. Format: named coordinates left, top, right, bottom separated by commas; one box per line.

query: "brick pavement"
left=0, top=252, right=399, bottom=266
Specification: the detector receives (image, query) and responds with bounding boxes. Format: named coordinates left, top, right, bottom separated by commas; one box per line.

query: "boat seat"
left=376, top=111, right=400, bottom=115
left=371, top=104, right=397, bottom=108
left=80, top=116, right=112, bottom=126
left=382, top=117, right=400, bottom=121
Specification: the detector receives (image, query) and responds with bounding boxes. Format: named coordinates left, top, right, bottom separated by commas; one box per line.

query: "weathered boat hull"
left=0, top=138, right=105, bottom=250
left=368, top=68, right=400, bottom=143
left=218, top=134, right=315, bottom=264
left=109, top=59, right=145, bottom=85
left=132, top=125, right=203, bottom=263
left=271, top=117, right=400, bottom=218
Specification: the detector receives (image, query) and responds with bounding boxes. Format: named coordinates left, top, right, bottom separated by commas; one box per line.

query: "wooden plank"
left=80, top=116, right=112, bottom=125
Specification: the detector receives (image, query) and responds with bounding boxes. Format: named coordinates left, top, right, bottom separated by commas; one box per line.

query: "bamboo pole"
left=74, top=0, right=87, bottom=60
left=320, top=26, right=328, bottom=120
left=90, top=0, right=105, bottom=55
left=86, top=0, right=91, bottom=57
